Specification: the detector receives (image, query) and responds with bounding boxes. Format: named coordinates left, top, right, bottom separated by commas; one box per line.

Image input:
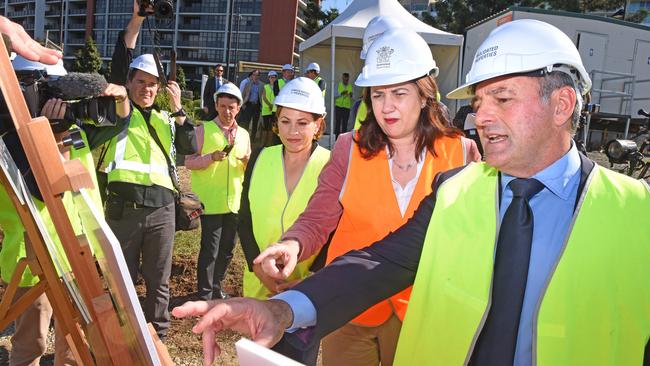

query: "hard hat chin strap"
left=515, top=64, right=585, bottom=95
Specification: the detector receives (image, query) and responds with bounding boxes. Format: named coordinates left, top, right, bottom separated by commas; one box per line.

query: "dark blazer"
left=203, top=76, right=229, bottom=115
left=290, top=155, right=595, bottom=344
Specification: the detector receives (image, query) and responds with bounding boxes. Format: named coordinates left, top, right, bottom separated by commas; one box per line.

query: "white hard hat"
left=305, top=62, right=320, bottom=73
left=274, top=77, right=326, bottom=115
left=268, top=70, right=278, bottom=77
left=360, top=16, right=403, bottom=60
left=282, top=64, right=294, bottom=71
left=355, top=29, right=438, bottom=87
left=12, top=55, right=67, bottom=76
left=129, top=54, right=159, bottom=78
left=447, top=19, right=591, bottom=99
left=215, top=82, right=243, bottom=104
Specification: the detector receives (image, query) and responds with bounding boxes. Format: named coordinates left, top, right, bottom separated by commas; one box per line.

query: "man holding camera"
left=1, top=57, right=130, bottom=365
left=186, top=83, right=250, bottom=301
left=105, top=0, right=197, bottom=339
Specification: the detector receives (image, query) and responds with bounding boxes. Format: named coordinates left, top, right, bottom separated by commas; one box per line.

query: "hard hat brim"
left=355, top=67, right=439, bottom=88
left=275, top=102, right=325, bottom=116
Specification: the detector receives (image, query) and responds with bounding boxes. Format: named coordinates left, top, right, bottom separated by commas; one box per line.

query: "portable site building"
left=463, top=7, right=650, bottom=145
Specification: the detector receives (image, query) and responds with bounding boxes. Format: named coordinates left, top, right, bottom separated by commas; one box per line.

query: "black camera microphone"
left=48, top=72, right=108, bottom=100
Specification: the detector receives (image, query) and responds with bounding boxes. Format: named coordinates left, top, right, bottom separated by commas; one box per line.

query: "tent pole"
left=455, top=44, right=464, bottom=113
left=330, top=35, right=336, bottom=149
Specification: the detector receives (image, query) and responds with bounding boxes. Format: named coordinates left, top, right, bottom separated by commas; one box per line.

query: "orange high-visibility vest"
left=327, top=135, right=466, bottom=326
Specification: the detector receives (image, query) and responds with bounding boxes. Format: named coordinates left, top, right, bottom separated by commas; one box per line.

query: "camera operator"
left=105, top=0, right=197, bottom=340
left=0, top=58, right=129, bottom=366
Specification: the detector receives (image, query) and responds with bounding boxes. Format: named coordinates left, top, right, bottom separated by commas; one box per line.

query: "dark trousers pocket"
left=105, top=197, right=124, bottom=221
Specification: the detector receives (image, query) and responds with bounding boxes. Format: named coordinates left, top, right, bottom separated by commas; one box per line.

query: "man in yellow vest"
left=174, top=22, right=650, bottom=366
left=277, top=64, right=295, bottom=91
left=304, top=62, right=326, bottom=97
left=260, top=70, right=278, bottom=146
left=186, top=83, right=251, bottom=301
left=334, top=72, right=352, bottom=137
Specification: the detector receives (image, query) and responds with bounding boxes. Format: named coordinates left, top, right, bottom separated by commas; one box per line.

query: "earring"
left=421, top=102, right=426, bottom=109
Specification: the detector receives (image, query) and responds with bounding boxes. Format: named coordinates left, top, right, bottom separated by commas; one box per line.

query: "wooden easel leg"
left=148, top=323, right=174, bottom=366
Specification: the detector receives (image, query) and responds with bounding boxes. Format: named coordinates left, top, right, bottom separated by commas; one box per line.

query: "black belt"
left=121, top=200, right=148, bottom=209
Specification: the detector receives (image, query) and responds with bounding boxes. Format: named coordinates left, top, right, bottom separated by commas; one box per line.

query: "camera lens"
left=154, top=0, right=174, bottom=18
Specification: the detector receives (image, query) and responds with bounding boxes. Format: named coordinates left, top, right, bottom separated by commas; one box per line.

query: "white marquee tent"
left=299, top=0, right=464, bottom=146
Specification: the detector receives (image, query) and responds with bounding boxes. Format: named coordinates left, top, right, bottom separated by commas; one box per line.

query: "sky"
left=321, top=0, right=351, bottom=11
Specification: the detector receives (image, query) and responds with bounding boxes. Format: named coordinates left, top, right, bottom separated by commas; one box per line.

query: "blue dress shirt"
left=276, top=143, right=583, bottom=366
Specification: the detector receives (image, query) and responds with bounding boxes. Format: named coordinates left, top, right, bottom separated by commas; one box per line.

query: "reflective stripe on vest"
left=191, top=121, right=249, bottom=214
left=314, top=76, right=326, bottom=97
left=394, top=163, right=650, bottom=365
left=329, top=135, right=465, bottom=326
left=261, top=84, right=275, bottom=116
left=105, top=108, right=174, bottom=190
left=354, top=101, right=368, bottom=130
left=336, top=82, right=353, bottom=109
left=243, top=144, right=330, bottom=299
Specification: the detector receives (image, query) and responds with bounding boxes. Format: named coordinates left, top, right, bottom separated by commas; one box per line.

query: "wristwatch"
left=170, top=108, right=186, bottom=117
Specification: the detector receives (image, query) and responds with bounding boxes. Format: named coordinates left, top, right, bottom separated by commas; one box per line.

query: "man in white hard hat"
left=186, top=83, right=250, bottom=301
left=173, top=21, right=650, bottom=365
left=281, top=64, right=295, bottom=84
left=334, top=72, right=352, bottom=137
left=274, top=64, right=295, bottom=112
left=105, top=0, right=197, bottom=340
left=305, top=62, right=326, bottom=97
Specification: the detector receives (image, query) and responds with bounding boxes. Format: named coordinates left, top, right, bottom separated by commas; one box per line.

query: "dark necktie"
left=471, top=178, right=545, bottom=366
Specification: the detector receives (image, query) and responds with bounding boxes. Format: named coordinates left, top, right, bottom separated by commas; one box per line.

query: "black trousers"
left=107, top=202, right=175, bottom=338
left=335, top=106, right=350, bottom=136
left=238, top=102, right=261, bottom=140
left=196, top=213, right=238, bottom=300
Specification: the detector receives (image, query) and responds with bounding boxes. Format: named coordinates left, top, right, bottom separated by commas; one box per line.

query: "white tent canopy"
left=299, top=0, right=464, bottom=147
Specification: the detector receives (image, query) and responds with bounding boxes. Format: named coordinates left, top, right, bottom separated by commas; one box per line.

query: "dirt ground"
left=0, top=150, right=646, bottom=365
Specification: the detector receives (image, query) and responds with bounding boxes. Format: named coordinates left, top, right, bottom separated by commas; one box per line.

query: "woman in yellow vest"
left=255, top=29, right=481, bottom=366
left=238, top=77, right=330, bottom=365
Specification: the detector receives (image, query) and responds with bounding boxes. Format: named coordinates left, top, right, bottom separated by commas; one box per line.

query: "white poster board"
left=236, top=338, right=305, bottom=366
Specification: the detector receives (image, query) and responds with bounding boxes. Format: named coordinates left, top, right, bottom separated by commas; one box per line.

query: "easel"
left=0, top=37, right=172, bottom=365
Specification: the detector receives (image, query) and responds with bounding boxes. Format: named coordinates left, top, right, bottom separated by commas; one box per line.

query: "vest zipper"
left=279, top=147, right=314, bottom=235
left=530, top=167, right=595, bottom=366
left=463, top=182, right=502, bottom=365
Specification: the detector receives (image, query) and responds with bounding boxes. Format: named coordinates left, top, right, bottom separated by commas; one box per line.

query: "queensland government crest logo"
left=375, top=46, right=394, bottom=69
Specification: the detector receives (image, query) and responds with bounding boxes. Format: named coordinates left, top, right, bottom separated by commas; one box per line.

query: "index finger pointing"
left=171, top=300, right=213, bottom=318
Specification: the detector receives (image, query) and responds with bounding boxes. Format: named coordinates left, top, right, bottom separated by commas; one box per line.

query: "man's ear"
left=553, top=86, right=577, bottom=127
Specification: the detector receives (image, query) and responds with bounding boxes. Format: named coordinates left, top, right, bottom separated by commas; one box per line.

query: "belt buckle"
left=125, top=201, right=139, bottom=209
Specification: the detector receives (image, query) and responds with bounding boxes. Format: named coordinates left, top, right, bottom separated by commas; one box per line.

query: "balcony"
left=68, top=8, right=87, bottom=15
left=6, top=10, right=35, bottom=18
left=177, top=39, right=223, bottom=48
left=67, top=22, right=86, bottom=30
left=67, top=37, right=86, bottom=45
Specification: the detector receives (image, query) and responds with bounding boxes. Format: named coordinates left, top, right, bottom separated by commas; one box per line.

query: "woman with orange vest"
left=255, top=29, right=481, bottom=366
left=238, top=77, right=330, bottom=365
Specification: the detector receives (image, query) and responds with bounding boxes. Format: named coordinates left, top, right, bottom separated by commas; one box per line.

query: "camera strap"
left=95, top=140, right=110, bottom=171
left=144, top=116, right=180, bottom=193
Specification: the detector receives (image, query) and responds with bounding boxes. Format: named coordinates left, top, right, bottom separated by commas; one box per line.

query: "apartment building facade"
left=1, top=0, right=315, bottom=88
